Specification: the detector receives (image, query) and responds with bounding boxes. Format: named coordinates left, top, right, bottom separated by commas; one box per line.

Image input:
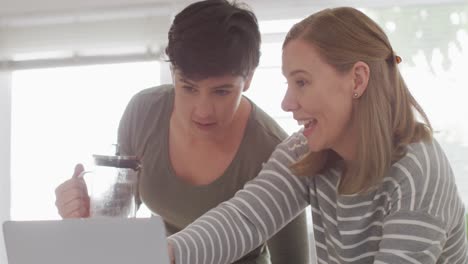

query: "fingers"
left=59, top=197, right=89, bottom=218
left=55, top=177, right=88, bottom=200
left=55, top=184, right=87, bottom=206
left=54, top=164, right=90, bottom=218
left=72, top=163, right=85, bottom=179
left=55, top=180, right=90, bottom=218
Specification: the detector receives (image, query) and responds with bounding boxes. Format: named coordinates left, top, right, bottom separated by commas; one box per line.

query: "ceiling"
left=2, top=0, right=464, bottom=21
left=0, top=0, right=465, bottom=65
left=0, top=0, right=185, bottom=17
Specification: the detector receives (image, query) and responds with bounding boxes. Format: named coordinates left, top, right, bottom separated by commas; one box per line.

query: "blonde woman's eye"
left=296, top=80, right=307, bottom=87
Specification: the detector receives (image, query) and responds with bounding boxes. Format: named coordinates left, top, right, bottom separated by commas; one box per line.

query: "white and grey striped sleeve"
left=168, top=133, right=311, bottom=264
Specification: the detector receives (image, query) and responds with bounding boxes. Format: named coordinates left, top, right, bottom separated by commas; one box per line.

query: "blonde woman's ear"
left=352, top=61, right=370, bottom=98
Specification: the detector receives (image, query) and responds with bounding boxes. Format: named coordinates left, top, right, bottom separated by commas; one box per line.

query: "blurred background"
left=1, top=0, right=467, bottom=263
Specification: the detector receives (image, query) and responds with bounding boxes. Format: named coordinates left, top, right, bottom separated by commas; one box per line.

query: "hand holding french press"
left=55, top=150, right=140, bottom=219
left=55, top=163, right=90, bottom=218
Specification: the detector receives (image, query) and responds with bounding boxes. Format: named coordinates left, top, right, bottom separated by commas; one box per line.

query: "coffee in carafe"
left=81, top=154, right=140, bottom=218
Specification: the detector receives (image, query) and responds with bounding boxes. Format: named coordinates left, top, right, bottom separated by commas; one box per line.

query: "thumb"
left=72, top=163, right=85, bottom=179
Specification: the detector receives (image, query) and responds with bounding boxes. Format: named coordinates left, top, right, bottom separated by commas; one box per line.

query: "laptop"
left=2, top=216, right=170, bottom=264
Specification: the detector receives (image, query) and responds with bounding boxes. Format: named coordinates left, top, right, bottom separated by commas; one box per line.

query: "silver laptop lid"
left=2, top=216, right=169, bottom=264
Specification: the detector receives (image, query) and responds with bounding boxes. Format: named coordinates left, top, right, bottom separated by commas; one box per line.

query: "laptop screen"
left=2, top=216, right=170, bottom=264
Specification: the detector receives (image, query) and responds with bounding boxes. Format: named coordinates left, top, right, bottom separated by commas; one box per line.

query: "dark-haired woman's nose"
left=281, top=87, right=299, bottom=112
left=194, top=97, right=215, bottom=120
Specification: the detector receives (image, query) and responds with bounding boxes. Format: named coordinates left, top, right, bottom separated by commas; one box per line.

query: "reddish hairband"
left=395, top=55, right=402, bottom=64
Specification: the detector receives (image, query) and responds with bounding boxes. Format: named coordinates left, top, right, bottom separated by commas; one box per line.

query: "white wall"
left=0, top=71, right=12, bottom=264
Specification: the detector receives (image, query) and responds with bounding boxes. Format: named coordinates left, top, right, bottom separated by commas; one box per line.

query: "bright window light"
left=259, top=18, right=301, bottom=34
left=254, top=7, right=468, bottom=209
left=11, top=61, right=160, bottom=220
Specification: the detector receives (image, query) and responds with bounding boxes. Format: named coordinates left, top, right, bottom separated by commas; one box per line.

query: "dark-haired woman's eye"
left=215, top=90, right=230, bottom=96
left=183, top=86, right=197, bottom=93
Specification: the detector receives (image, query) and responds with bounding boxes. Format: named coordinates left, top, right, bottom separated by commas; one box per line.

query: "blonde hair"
left=285, top=7, right=432, bottom=194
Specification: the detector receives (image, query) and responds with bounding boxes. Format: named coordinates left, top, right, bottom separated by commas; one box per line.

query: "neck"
left=334, top=142, right=357, bottom=162
left=172, top=98, right=251, bottom=147
left=333, top=121, right=359, bottom=162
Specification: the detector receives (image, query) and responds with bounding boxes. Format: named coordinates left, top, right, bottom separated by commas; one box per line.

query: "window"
left=248, top=3, right=468, bottom=210
left=369, top=4, right=468, bottom=208
left=246, top=42, right=299, bottom=134
left=11, top=61, right=160, bottom=220
left=249, top=6, right=468, bottom=260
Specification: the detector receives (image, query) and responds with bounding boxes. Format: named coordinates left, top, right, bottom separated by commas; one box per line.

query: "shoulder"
left=247, top=99, right=288, bottom=144
left=118, top=84, right=173, bottom=154
left=390, top=139, right=452, bottom=187
left=128, top=84, right=174, bottom=108
left=386, top=138, right=459, bottom=214
left=238, top=102, right=289, bottom=166
left=122, top=84, right=173, bottom=121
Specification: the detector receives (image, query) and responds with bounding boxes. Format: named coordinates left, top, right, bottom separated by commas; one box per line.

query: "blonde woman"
left=167, top=7, right=468, bottom=264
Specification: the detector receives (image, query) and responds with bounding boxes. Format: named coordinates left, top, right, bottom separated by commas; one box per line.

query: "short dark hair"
left=165, top=0, right=261, bottom=80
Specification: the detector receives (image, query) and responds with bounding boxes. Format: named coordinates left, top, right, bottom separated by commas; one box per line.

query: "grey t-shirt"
left=118, top=84, right=309, bottom=264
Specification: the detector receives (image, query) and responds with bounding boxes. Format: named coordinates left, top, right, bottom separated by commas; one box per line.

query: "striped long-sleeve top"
left=169, top=132, right=468, bottom=264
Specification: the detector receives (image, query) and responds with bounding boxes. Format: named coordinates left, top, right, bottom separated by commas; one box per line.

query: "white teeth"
left=297, top=119, right=314, bottom=126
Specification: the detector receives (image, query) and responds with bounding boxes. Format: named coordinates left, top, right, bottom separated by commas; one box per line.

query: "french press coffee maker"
left=81, top=151, right=140, bottom=218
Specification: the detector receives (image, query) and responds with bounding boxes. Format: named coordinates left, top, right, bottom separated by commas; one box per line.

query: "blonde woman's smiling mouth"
left=297, top=118, right=318, bottom=137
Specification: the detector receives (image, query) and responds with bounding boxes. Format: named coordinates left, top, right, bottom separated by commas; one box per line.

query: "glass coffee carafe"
left=81, top=153, right=140, bottom=218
